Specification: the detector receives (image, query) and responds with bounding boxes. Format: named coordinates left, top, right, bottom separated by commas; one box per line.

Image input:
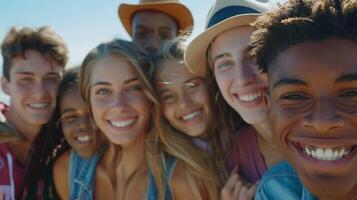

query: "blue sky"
left=0, top=0, right=286, bottom=102
left=0, top=0, right=214, bottom=102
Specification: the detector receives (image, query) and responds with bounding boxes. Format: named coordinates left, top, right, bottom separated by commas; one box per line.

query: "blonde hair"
left=153, top=40, right=221, bottom=199
left=79, top=39, right=218, bottom=199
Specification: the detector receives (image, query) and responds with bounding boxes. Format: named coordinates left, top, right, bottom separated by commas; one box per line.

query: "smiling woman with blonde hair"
left=78, top=39, right=218, bottom=200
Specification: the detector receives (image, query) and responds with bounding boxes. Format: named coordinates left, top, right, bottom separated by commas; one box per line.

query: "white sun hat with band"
left=118, top=0, right=194, bottom=36
left=184, top=0, right=279, bottom=76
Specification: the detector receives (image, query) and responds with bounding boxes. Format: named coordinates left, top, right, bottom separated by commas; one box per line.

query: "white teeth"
left=303, top=146, right=351, bottom=161
left=182, top=111, right=200, bottom=121
left=110, top=119, right=136, bottom=128
left=76, top=135, right=92, bottom=142
left=238, top=92, right=261, bottom=102
left=305, top=148, right=311, bottom=156
left=29, top=103, right=48, bottom=108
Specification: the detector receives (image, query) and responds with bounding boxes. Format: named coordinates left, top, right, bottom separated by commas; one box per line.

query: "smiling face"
left=60, top=83, right=96, bottom=157
left=2, top=50, right=62, bottom=125
left=132, top=10, right=178, bottom=55
left=155, top=60, right=212, bottom=138
left=268, top=39, right=357, bottom=199
left=211, top=26, right=268, bottom=125
left=89, top=54, right=151, bottom=146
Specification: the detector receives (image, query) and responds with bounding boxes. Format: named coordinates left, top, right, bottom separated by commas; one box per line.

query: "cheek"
left=163, top=104, right=175, bottom=123
left=215, top=74, right=230, bottom=96
left=62, top=126, right=73, bottom=141
left=268, top=105, right=301, bottom=138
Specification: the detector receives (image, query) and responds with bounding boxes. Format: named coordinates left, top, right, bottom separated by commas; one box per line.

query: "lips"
left=75, top=135, right=93, bottom=143
left=292, top=142, right=356, bottom=161
left=232, top=88, right=266, bottom=107
left=181, top=110, right=201, bottom=121
left=237, top=91, right=262, bottom=102
left=28, top=102, right=50, bottom=109
left=109, top=118, right=137, bottom=128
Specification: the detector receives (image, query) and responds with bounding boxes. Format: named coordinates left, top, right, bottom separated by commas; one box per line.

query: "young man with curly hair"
left=249, top=0, right=357, bottom=199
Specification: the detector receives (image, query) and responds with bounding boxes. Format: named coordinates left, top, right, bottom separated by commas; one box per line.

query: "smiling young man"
left=0, top=26, right=68, bottom=199
left=249, top=0, right=357, bottom=199
left=118, top=0, right=193, bottom=56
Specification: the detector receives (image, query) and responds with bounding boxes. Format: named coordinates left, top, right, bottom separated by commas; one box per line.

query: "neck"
left=252, top=120, right=278, bottom=148
left=6, top=109, right=42, bottom=144
left=103, top=133, right=146, bottom=181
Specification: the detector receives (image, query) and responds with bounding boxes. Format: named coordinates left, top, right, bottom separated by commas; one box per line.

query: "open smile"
left=232, top=89, right=265, bottom=107
left=293, top=142, right=355, bottom=161
left=108, top=118, right=137, bottom=128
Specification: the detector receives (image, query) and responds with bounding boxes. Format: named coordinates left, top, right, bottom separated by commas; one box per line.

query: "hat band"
left=207, top=6, right=259, bottom=28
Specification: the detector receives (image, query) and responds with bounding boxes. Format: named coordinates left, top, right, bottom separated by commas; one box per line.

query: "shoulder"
left=53, top=150, right=70, bottom=199
left=255, top=161, right=304, bottom=200
left=54, top=150, right=70, bottom=172
left=171, top=160, right=196, bottom=200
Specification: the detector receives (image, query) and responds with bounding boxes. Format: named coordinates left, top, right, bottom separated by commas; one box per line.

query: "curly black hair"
left=250, top=0, right=357, bottom=73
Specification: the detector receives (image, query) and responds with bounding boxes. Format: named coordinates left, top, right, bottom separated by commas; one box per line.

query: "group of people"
left=0, top=0, right=356, bottom=199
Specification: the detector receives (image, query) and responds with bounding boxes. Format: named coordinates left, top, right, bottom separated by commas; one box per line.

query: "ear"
left=264, top=89, right=271, bottom=113
left=1, top=77, right=11, bottom=95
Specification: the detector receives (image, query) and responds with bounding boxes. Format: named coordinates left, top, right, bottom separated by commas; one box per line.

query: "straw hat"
left=184, top=0, right=278, bottom=76
left=118, top=0, right=194, bottom=36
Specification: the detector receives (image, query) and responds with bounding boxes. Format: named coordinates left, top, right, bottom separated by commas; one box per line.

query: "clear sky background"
left=0, top=0, right=286, bottom=103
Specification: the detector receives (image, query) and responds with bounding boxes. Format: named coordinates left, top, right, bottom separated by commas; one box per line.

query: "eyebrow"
left=272, top=78, right=308, bottom=89
left=92, top=77, right=138, bottom=87
left=15, top=72, right=33, bottom=76
left=336, top=73, right=357, bottom=83
left=212, top=53, right=231, bottom=64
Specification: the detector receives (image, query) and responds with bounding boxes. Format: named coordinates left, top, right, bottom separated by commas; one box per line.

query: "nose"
left=78, top=114, right=92, bottom=130
left=32, top=81, right=48, bottom=98
left=144, top=35, right=160, bottom=53
left=302, top=97, right=344, bottom=134
left=232, top=62, right=256, bottom=87
left=112, top=92, right=129, bottom=111
left=179, top=91, right=193, bottom=108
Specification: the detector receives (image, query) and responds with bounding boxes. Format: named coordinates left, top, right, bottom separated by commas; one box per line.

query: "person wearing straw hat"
left=184, top=0, right=282, bottom=199
left=118, top=0, right=193, bottom=55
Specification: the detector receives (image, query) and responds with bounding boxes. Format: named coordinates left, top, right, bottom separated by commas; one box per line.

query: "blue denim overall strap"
left=69, top=150, right=100, bottom=200
left=146, top=154, right=177, bottom=200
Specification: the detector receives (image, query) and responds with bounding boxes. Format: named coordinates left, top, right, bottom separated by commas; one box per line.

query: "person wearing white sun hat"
left=118, top=0, right=193, bottom=56
left=184, top=0, right=283, bottom=199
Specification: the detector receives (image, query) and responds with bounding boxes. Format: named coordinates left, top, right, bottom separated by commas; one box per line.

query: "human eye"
left=94, top=87, right=111, bottom=96
left=215, top=60, right=234, bottom=71
left=133, top=28, right=149, bottom=41
left=127, top=83, right=143, bottom=93
left=339, top=89, right=357, bottom=98
left=280, top=92, right=309, bottom=100
left=17, top=76, right=33, bottom=84
left=45, top=75, right=61, bottom=84
left=60, top=113, right=78, bottom=123
left=186, top=79, right=203, bottom=90
left=157, top=28, right=172, bottom=40
left=161, top=93, right=175, bottom=103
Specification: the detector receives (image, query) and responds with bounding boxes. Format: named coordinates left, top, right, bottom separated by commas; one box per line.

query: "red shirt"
left=0, top=144, right=25, bottom=200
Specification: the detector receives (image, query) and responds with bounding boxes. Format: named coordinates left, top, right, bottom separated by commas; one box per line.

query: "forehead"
left=132, top=10, right=178, bottom=29
left=211, top=26, right=254, bottom=58
left=60, top=85, right=85, bottom=110
left=269, top=39, right=357, bottom=82
left=156, top=60, right=196, bottom=85
left=11, top=50, right=62, bottom=74
left=91, top=55, right=136, bottom=83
